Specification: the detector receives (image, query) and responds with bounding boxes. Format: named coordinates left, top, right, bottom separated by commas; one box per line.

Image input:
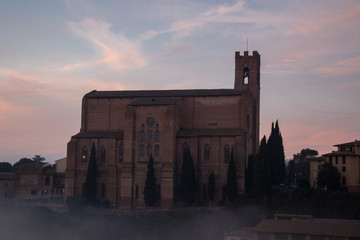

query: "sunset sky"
left=0, top=0, right=359, bottom=164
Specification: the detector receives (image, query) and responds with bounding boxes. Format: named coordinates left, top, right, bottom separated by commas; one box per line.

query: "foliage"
left=268, top=121, right=285, bottom=185
left=144, top=154, right=157, bottom=207
left=0, top=162, right=14, bottom=172
left=252, top=136, right=271, bottom=198
left=180, top=148, right=197, bottom=205
left=317, top=162, right=340, bottom=192
left=32, top=154, right=48, bottom=165
left=288, top=148, right=318, bottom=185
left=13, top=158, right=34, bottom=168
left=208, top=172, right=215, bottom=201
left=226, top=147, right=238, bottom=202
left=245, top=155, right=254, bottom=194
left=82, top=143, right=97, bottom=204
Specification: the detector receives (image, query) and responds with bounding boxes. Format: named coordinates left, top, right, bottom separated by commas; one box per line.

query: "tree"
left=0, top=162, right=14, bottom=172
left=180, top=148, right=197, bottom=205
left=208, top=172, right=215, bottom=202
left=32, top=154, right=48, bottom=165
left=226, top=147, right=238, bottom=202
left=317, top=162, right=341, bottom=192
left=252, top=136, right=271, bottom=198
left=144, top=154, right=157, bottom=207
left=289, top=148, right=318, bottom=185
left=13, top=158, right=34, bottom=168
left=268, top=121, right=286, bottom=185
left=82, top=143, right=97, bottom=204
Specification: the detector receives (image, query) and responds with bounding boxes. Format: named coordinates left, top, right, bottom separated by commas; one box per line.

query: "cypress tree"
left=252, top=136, right=271, bottom=198
left=226, top=147, right=238, bottom=202
left=180, top=148, right=197, bottom=205
left=82, top=142, right=97, bottom=204
left=268, top=120, right=286, bottom=185
left=208, top=172, right=215, bottom=202
left=144, top=154, right=157, bottom=206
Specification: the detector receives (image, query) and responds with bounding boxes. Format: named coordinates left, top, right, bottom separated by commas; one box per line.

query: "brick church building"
left=65, top=51, right=261, bottom=208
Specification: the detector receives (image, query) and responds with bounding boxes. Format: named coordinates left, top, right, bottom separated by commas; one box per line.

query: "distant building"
left=310, top=140, right=360, bottom=192
left=225, top=214, right=360, bottom=240
left=0, top=158, right=66, bottom=203
left=65, top=51, right=261, bottom=208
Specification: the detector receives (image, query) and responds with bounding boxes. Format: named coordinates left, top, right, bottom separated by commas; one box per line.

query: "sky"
left=0, top=0, right=359, bottom=164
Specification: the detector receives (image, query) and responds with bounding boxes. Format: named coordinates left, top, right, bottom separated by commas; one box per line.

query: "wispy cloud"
left=313, top=56, right=360, bottom=76
left=65, top=18, right=146, bottom=72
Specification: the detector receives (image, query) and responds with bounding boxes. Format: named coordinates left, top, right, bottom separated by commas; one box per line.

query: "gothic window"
left=148, top=130, right=152, bottom=142
left=183, top=143, right=189, bottom=154
left=140, top=145, right=145, bottom=156
left=146, top=117, right=154, bottom=127
left=147, top=144, right=152, bottom=156
left=155, top=130, right=160, bottom=142
left=119, top=143, right=124, bottom=162
left=140, top=130, right=145, bottom=142
left=155, top=144, right=160, bottom=156
left=204, top=144, right=210, bottom=163
left=224, top=144, right=230, bottom=164
left=243, top=67, right=249, bottom=84
left=101, top=184, right=106, bottom=199
left=82, top=146, right=87, bottom=162
left=100, top=147, right=106, bottom=163
left=247, top=114, right=250, bottom=131
left=45, top=177, right=50, bottom=186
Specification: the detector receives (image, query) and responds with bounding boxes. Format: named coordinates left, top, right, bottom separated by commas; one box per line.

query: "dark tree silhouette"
left=0, top=162, right=14, bottom=172
left=32, top=155, right=48, bottom=165
left=226, top=147, right=238, bottom=202
left=13, top=158, right=34, bottom=168
left=252, top=136, right=271, bottom=198
left=268, top=120, right=285, bottom=185
left=82, top=143, right=97, bottom=204
left=208, top=172, right=215, bottom=202
left=289, top=148, right=319, bottom=185
left=180, top=148, right=197, bottom=205
left=144, top=154, right=157, bottom=207
left=317, top=162, right=341, bottom=192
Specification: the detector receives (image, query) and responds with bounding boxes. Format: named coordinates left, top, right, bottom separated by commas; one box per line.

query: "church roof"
left=129, top=97, right=182, bottom=106
left=85, top=88, right=244, bottom=98
left=72, top=131, right=124, bottom=139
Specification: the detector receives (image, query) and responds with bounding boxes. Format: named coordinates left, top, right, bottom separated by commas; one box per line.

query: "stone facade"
left=65, top=51, right=261, bottom=208
left=310, top=140, right=360, bottom=192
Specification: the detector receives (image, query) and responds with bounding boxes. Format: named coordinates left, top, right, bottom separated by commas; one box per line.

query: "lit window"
left=82, top=146, right=87, bottom=162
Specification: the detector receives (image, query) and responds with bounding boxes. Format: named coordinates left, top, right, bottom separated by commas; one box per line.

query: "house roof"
left=254, top=219, right=360, bottom=238
left=72, top=131, right=124, bottom=139
left=334, top=140, right=360, bottom=147
left=85, top=88, right=245, bottom=98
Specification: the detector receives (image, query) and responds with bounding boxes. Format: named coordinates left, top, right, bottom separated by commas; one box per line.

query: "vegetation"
left=317, top=162, right=341, bottom=192
left=180, top=148, right=197, bottom=205
left=32, top=154, right=48, bottom=165
left=13, top=158, right=34, bottom=168
left=287, top=148, right=318, bottom=186
left=144, top=155, right=157, bottom=207
left=252, top=136, right=271, bottom=198
left=268, top=121, right=286, bottom=185
left=82, top=143, right=97, bottom=204
left=226, top=147, right=237, bottom=202
left=0, top=162, right=14, bottom=172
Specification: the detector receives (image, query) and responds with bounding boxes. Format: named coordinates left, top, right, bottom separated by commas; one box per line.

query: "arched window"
left=147, top=144, right=152, bottom=156
left=204, top=144, right=210, bottom=163
left=82, top=146, right=87, bottom=162
left=155, top=144, right=160, bottom=156
left=119, top=143, right=124, bottom=162
left=155, top=130, right=160, bottom=142
left=247, top=114, right=250, bottom=131
left=224, top=144, right=230, bottom=164
left=243, top=67, right=249, bottom=84
left=140, top=130, right=145, bottom=142
left=140, top=145, right=145, bottom=156
left=100, top=147, right=106, bottom=163
left=148, top=130, right=152, bottom=142
left=45, top=177, right=50, bottom=186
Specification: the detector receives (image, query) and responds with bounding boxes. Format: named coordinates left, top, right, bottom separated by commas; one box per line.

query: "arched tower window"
left=224, top=144, right=230, bottom=164
left=119, top=143, right=124, bottom=162
left=204, top=144, right=210, bottom=163
left=140, top=145, right=145, bottom=156
left=155, top=144, right=160, bottom=156
left=82, top=146, right=87, bottom=162
left=243, top=67, right=249, bottom=84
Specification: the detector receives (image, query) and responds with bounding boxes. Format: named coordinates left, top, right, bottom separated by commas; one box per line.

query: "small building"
left=0, top=172, right=15, bottom=200
left=310, top=140, right=360, bottom=192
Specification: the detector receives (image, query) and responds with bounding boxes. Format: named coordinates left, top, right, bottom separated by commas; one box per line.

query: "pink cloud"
left=313, top=56, right=360, bottom=76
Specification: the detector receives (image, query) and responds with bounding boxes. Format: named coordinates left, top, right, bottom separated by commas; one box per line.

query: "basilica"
left=65, top=51, right=261, bottom=208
